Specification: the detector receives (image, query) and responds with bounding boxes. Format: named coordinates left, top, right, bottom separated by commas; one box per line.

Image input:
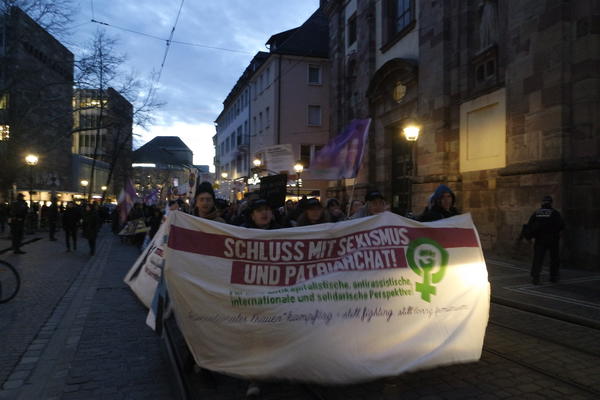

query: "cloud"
left=71, top=0, right=320, bottom=170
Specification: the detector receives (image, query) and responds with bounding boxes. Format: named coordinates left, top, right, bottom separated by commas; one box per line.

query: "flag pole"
left=347, top=177, right=357, bottom=217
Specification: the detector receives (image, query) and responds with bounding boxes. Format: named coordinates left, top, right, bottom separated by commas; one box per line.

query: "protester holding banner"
left=351, top=190, right=387, bottom=219
left=242, top=198, right=280, bottom=230
left=297, top=198, right=331, bottom=226
left=418, top=184, right=460, bottom=222
left=193, top=182, right=225, bottom=223
left=326, top=198, right=346, bottom=222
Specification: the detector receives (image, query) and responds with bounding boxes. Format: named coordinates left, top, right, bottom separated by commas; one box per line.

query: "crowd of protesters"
left=2, top=195, right=112, bottom=256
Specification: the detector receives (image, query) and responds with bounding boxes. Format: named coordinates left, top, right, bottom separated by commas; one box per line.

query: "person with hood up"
left=418, top=184, right=459, bottom=222
left=193, top=181, right=225, bottom=223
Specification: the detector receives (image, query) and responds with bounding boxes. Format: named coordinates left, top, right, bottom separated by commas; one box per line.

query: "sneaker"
left=246, top=382, right=260, bottom=398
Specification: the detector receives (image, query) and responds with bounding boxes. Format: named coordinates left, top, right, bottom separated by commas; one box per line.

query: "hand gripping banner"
left=143, top=211, right=489, bottom=383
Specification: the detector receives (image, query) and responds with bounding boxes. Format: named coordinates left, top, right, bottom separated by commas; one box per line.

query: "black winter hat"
left=248, top=198, right=272, bottom=212
left=365, top=190, right=384, bottom=202
left=195, top=181, right=215, bottom=201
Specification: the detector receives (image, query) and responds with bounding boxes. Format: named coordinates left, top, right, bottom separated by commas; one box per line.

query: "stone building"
left=324, top=0, right=599, bottom=267
left=132, top=136, right=194, bottom=202
left=0, top=6, right=74, bottom=202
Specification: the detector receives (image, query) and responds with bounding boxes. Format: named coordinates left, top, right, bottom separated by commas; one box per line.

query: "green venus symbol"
left=406, top=238, right=449, bottom=302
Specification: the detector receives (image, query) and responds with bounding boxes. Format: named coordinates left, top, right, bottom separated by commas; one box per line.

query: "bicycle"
left=0, top=260, right=20, bottom=303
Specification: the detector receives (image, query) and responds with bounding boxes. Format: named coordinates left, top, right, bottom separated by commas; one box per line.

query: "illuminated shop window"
left=0, top=125, right=9, bottom=140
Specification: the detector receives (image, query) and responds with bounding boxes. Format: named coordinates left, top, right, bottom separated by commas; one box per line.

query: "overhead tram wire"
left=156, top=0, right=185, bottom=85
left=90, top=19, right=252, bottom=55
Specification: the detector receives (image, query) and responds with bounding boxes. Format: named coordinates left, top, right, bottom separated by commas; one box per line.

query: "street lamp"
left=80, top=180, right=89, bottom=199
left=293, top=161, right=304, bottom=199
left=402, top=125, right=420, bottom=141
left=221, top=172, right=228, bottom=180
left=253, top=158, right=262, bottom=168
left=25, top=154, right=39, bottom=206
left=401, top=124, right=421, bottom=217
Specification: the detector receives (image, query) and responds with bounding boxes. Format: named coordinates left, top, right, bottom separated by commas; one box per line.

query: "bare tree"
left=1, top=0, right=74, bottom=37
left=74, top=29, right=163, bottom=201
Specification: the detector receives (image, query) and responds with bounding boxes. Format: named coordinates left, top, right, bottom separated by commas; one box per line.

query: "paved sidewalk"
left=0, top=228, right=174, bottom=400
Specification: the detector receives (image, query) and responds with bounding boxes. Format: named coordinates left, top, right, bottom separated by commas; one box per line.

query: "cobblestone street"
left=1, top=228, right=599, bottom=399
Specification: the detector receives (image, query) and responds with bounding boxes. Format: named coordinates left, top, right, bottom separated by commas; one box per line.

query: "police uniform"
left=528, top=196, right=565, bottom=284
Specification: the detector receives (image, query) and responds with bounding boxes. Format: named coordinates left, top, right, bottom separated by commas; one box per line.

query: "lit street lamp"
left=401, top=124, right=421, bottom=216
left=293, top=161, right=304, bottom=199
left=25, top=154, right=39, bottom=206
left=80, top=180, right=89, bottom=199
left=402, top=125, right=420, bottom=141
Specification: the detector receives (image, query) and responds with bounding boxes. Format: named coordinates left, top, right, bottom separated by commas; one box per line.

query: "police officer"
left=9, top=193, right=29, bottom=254
left=527, top=195, right=565, bottom=284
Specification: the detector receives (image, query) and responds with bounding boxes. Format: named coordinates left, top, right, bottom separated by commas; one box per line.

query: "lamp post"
left=401, top=124, right=420, bottom=216
left=101, top=185, right=108, bottom=203
left=80, top=180, right=89, bottom=201
left=293, top=161, right=304, bottom=199
left=25, top=154, right=39, bottom=206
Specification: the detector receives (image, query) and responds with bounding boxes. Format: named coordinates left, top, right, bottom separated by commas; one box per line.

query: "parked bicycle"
left=0, top=260, right=20, bottom=303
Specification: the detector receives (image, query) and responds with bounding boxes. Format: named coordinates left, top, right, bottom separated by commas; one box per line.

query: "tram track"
left=484, top=302, right=600, bottom=398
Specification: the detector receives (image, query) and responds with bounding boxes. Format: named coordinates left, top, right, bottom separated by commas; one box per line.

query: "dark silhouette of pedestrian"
left=62, top=202, right=80, bottom=252
left=0, top=202, right=8, bottom=234
left=48, top=198, right=59, bottom=241
left=82, top=203, right=102, bottom=256
left=527, top=195, right=565, bottom=285
left=9, top=193, right=28, bottom=254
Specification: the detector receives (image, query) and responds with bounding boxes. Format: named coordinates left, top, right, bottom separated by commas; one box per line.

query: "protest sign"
left=124, top=221, right=170, bottom=308
left=160, top=211, right=490, bottom=383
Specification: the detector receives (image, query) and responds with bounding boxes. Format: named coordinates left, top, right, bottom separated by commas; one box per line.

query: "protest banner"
left=158, top=211, right=490, bottom=383
left=124, top=221, right=170, bottom=308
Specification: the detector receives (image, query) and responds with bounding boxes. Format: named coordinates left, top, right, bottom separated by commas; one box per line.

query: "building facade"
left=0, top=6, right=74, bottom=202
left=132, top=136, right=194, bottom=202
left=215, top=7, right=331, bottom=200
left=72, top=88, right=133, bottom=197
left=325, top=0, right=599, bottom=267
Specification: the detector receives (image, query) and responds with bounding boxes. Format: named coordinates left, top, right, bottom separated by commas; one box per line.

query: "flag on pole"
left=309, top=119, right=371, bottom=180
left=118, top=178, right=139, bottom=224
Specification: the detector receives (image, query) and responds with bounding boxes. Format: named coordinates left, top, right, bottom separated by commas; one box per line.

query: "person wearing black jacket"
left=48, top=198, right=59, bottom=241
left=527, top=195, right=565, bottom=284
left=62, top=202, right=81, bottom=252
left=9, top=193, right=28, bottom=254
left=82, top=203, right=102, bottom=255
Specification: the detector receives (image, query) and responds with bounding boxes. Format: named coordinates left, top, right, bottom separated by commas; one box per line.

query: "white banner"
left=264, top=144, right=294, bottom=174
left=160, top=211, right=490, bottom=383
left=124, top=221, right=170, bottom=308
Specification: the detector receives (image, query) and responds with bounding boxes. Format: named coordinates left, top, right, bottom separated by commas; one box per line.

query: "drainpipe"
left=277, top=54, right=282, bottom=145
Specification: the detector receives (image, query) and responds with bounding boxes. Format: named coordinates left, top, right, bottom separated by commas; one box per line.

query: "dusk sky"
left=67, top=0, right=320, bottom=169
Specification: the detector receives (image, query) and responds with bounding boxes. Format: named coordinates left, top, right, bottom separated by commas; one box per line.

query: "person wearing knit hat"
left=193, top=181, right=224, bottom=222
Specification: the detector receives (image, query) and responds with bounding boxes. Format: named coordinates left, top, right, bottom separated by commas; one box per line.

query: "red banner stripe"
left=168, top=225, right=479, bottom=260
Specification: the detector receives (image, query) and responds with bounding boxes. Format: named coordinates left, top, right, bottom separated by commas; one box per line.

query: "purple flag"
left=309, top=119, right=371, bottom=180
left=118, top=178, right=139, bottom=223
